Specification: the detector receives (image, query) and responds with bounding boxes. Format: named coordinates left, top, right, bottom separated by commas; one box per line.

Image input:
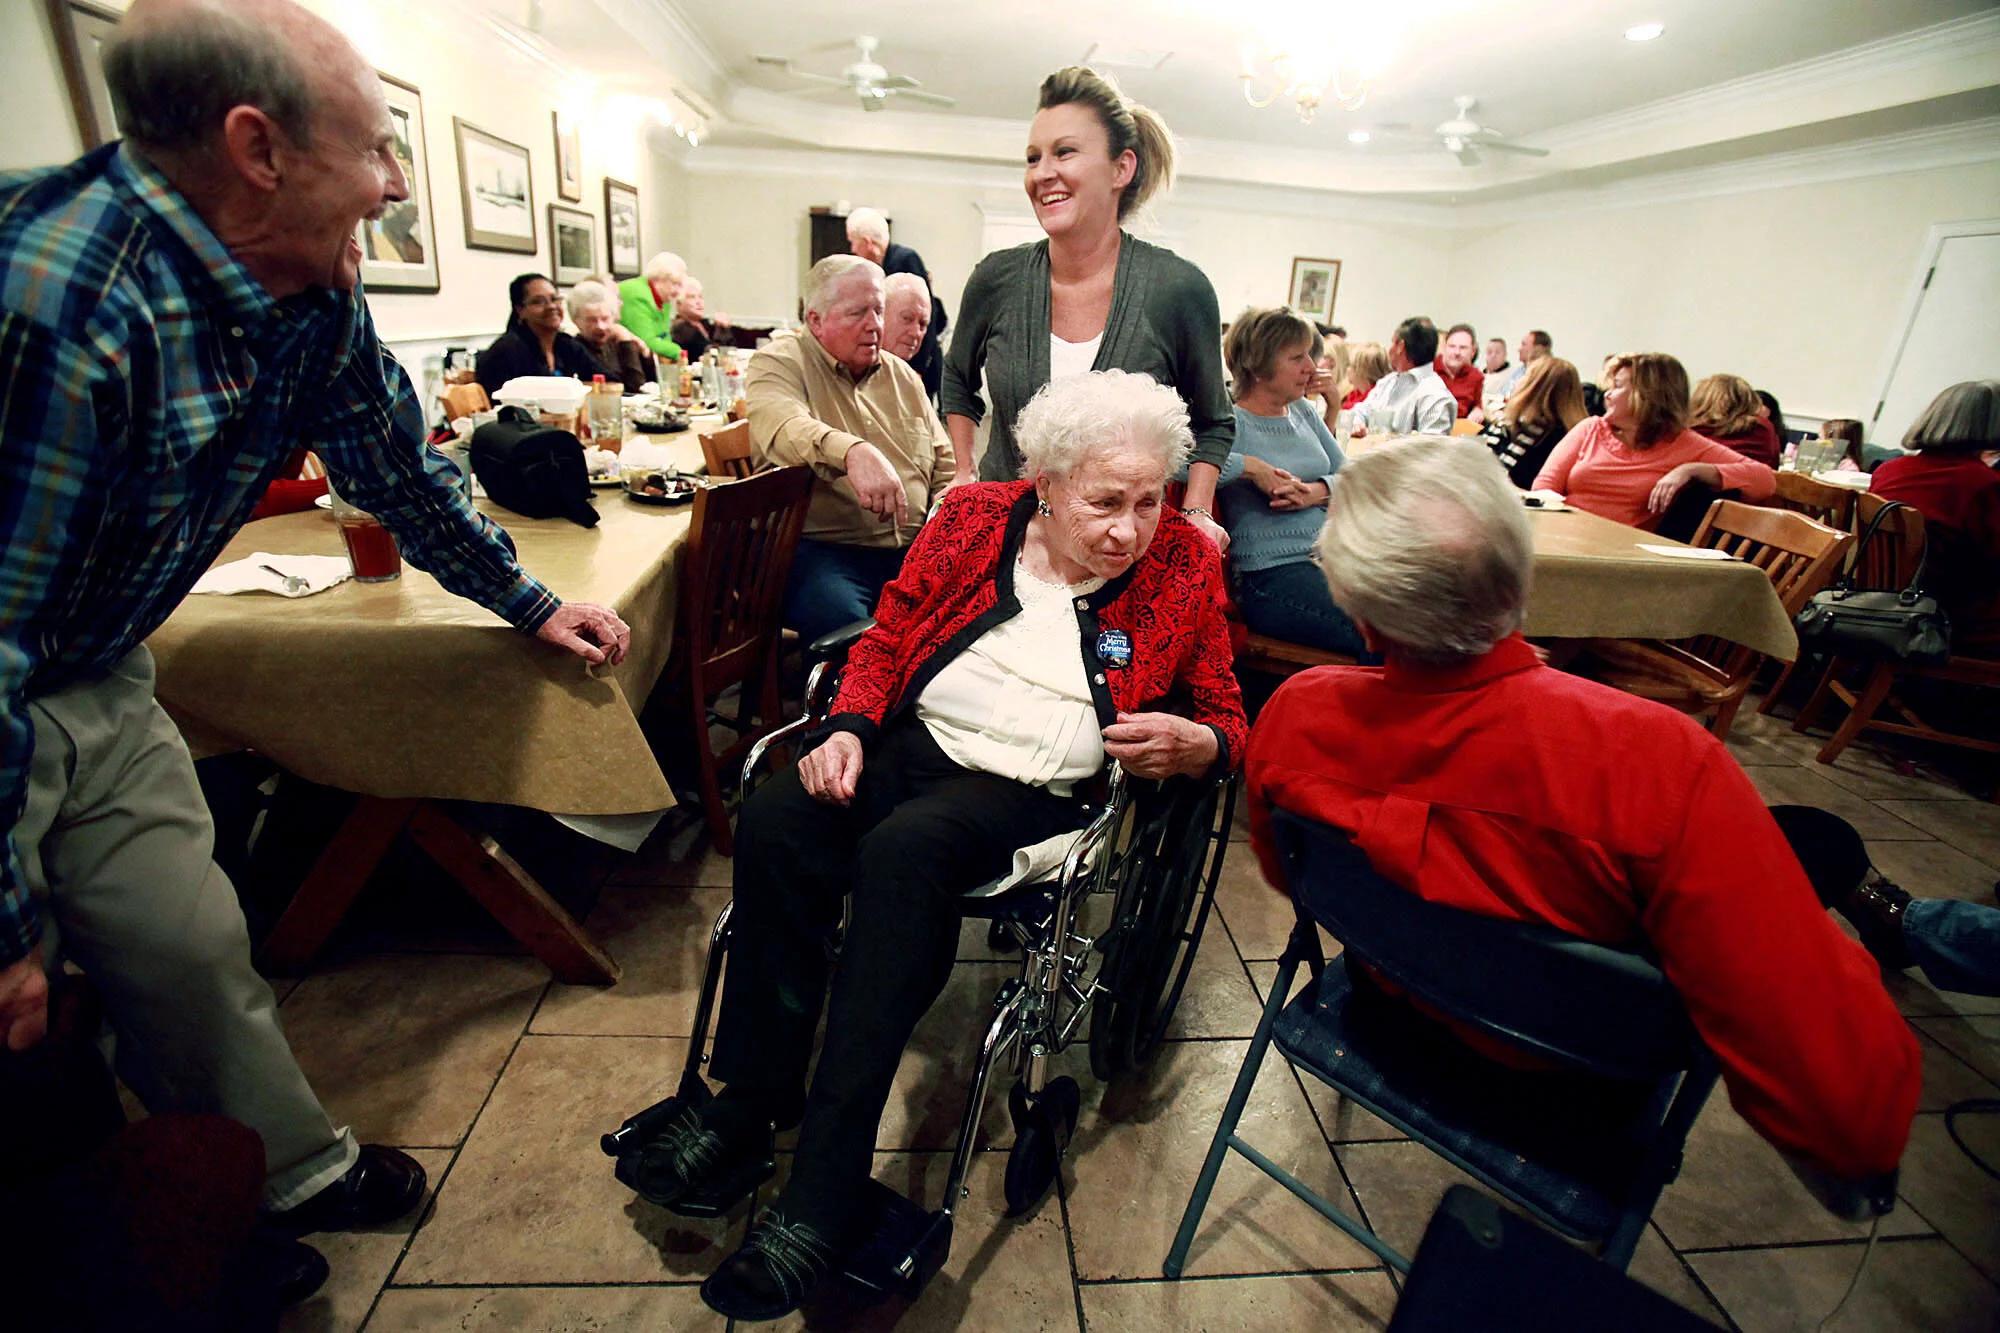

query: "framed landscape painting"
left=553, top=111, right=583, bottom=202
left=453, top=118, right=536, bottom=255
left=549, top=204, right=597, bottom=287
left=356, top=74, right=439, bottom=293
left=46, top=0, right=122, bottom=149
left=604, top=177, right=641, bottom=280
left=1288, top=257, right=1341, bottom=323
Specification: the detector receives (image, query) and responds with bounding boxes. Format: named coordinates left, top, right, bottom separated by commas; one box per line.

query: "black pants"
left=708, top=718, right=1083, bottom=1210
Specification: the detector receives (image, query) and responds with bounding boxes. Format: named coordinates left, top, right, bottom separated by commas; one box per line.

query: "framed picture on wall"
left=604, top=177, right=641, bottom=280
left=356, top=74, right=440, bottom=293
left=1288, top=257, right=1342, bottom=323
left=553, top=112, right=582, bottom=203
left=453, top=118, right=536, bottom=254
left=45, top=0, right=122, bottom=150
left=549, top=204, right=597, bottom=287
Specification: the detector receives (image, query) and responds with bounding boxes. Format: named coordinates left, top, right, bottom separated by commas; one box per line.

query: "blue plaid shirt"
left=0, top=144, right=561, bottom=966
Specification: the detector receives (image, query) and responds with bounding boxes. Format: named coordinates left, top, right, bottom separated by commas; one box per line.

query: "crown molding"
left=613, top=0, right=730, bottom=93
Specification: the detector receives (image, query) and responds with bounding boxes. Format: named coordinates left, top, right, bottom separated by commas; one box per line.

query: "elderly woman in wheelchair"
left=612, top=370, right=1248, bottom=1321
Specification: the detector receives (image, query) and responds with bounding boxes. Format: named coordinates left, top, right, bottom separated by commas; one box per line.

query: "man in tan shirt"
left=748, top=255, right=953, bottom=644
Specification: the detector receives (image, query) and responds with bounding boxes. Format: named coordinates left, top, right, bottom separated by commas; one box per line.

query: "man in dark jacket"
left=847, top=207, right=947, bottom=404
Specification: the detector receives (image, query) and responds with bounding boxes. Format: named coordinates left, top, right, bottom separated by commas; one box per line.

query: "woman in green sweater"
left=942, top=66, right=1233, bottom=552
left=617, top=251, right=687, bottom=364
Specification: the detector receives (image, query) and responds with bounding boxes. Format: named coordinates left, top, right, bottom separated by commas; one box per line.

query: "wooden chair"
left=1768, top=470, right=1857, bottom=532
left=1575, top=500, right=1852, bottom=741
left=1236, top=632, right=1355, bottom=679
left=1760, top=489, right=1916, bottom=716
left=647, top=465, right=815, bottom=853
left=441, top=382, right=490, bottom=420
left=1792, top=500, right=2000, bottom=778
left=699, top=420, right=762, bottom=480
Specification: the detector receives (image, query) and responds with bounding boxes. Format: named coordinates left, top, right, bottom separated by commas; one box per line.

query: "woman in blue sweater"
left=1218, top=308, right=1366, bottom=657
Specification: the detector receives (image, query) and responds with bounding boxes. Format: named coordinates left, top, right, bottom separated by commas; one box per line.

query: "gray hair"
left=883, top=272, right=928, bottom=313
left=1015, top=370, right=1192, bottom=481
left=1903, top=380, right=2000, bottom=453
left=565, top=279, right=616, bottom=322
left=1316, top=438, right=1533, bottom=666
left=103, top=1, right=318, bottom=155
left=802, top=254, right=883, bottom=317
left=642, top=251, right=687, bottom=286
left=845, top=207, right=890, bottom=245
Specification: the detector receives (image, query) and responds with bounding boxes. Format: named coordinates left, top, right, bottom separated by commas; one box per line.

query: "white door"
left=1872, top=224, right=2000, bottom=451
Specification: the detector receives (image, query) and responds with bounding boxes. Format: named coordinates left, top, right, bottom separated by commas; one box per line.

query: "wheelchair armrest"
left=808, top=617, right=877, bottom=661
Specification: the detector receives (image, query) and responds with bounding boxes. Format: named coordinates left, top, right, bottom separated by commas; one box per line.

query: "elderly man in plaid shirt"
left=0, top=0, right=630, bottom=1244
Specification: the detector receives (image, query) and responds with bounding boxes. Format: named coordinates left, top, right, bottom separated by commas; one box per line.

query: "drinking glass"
left=327, top=483, right=401, bottom=582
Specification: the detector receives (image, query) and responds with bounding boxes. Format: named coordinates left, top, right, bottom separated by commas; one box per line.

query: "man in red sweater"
left=1432, top=323, right=1484, bottom=419
left=1246, top=437, right=1918, bottom=1187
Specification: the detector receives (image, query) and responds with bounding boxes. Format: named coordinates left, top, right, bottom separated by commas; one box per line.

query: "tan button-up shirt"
left=747, top=328, right=953, bottom=549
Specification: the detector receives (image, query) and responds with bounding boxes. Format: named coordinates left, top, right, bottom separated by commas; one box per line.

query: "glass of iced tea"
left=327, top=484, right=401, bottom=582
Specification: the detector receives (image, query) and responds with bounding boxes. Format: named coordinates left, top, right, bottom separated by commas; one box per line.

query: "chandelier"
left=1240, top=45, right=1375, bottom=123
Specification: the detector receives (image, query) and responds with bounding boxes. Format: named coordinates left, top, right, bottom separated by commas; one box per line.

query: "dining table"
left=147, top=421, right=719, bottom=985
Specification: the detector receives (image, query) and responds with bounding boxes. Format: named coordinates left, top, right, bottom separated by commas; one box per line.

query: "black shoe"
left=700, top=1209, right=842, bottom=1322
left=1834, top=876, right=1914, bottom=972
left=273, top=1144, right=427, bottom=1235
left=615, top=1101, right=773, bottom=1212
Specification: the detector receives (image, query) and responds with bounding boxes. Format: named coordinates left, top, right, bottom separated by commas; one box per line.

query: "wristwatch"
left=1182, top=506, right=1214, bottom=522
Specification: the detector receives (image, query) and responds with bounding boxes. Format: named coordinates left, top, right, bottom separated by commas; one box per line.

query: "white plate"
left=589, top=475, right=624, bottom=488
left=313, top=493, right=333, bottom=510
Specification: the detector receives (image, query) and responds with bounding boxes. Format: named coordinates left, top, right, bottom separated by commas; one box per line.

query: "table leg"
left=403, top=804, right=623, bottom=986
left=258, top=796, right=419, bottom=976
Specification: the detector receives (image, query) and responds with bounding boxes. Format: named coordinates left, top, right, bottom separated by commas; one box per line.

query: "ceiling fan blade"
left=1481, top=140, right=1550, bottom=158
left=779, top=69, right=851, bottom=89
left=889, top=87, right=956, bottom=107
left=1453, top=143, right=1483, bottom=167
left=878, top=72, right=924, bottom=90
left=1366, top=127, right=1434, bottom=143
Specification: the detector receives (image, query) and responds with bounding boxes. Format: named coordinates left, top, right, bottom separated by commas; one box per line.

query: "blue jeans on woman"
left=1234, top=559, right=1370, bottom=659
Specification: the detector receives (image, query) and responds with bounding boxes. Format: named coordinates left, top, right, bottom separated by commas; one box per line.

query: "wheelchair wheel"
left=1088, top=775, right=1236, bottom=1081
left=1003, top=1076, right=1080, bottom=1216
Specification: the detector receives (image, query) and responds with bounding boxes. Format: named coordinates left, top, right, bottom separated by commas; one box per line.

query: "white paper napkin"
left=192, top=552, right=353, bottom=597
left=1636, top=543, right=1739, bottom=561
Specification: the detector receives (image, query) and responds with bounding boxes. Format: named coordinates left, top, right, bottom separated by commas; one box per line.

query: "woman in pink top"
left=1534, top=353, right=1776, bottom=532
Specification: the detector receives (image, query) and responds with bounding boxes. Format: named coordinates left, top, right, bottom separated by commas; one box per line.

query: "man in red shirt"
left=1432, top=323, right=1484, bottom=419
left=1245, top=436, right=1919, bottom=1186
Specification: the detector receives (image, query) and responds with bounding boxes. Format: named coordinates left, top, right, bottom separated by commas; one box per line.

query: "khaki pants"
left=19, top=648, right=358, bottom=1208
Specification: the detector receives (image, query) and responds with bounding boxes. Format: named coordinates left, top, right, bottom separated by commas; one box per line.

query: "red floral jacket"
left=829, top=481, right=1249, bottom=775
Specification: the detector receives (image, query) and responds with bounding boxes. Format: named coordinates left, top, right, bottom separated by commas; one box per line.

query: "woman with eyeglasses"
left=474, top=273, right=618, bottom=396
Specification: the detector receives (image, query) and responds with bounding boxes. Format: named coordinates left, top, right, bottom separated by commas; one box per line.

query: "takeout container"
left=492, top=376, right=590, bottom=437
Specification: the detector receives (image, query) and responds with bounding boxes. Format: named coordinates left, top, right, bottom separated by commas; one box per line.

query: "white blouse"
left=1048, top=332, right=1103, bottom=382
left=917, top=555, right=1106, bottom=792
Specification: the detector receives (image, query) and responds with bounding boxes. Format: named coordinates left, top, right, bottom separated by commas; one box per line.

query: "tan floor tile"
left=280, top=1149, right=450, bottom=1333
left=1746, top=767, right=1932, bottom=840
left=759, top=1152, right=1076, bottom=1333
left=609, top=841, right=735, bottom=888
left=1897, top=1111, right=2000, bottom=1285
left=398, top=1035, right=735, bottom=1285
left=1244, top=962, right=1401, bottom=1144
left=1917, top=1029, right=2000, bottom=1110
left=279, top=954, right=547, bottom=1147
left=1915, top=1015, right=2000, bottom=1086
left=1078, top=1271, right=1398, bottom=1331
left=1689, top=1237, right=2000, bottom=1333
left=1727, top=732, right=1804, bottom=768
left=365, top=1286, right=724, bottom=1331
left=1215, top=850, right=1297, bottom=962
left=532, top=886, right=732, bottom=1037
left=1230, top=785, right=1254, bottom=842
left=1876, top=800, right=2000, bottom=869
left=1757, top=730, right=1976, bottom=802
left=1167, top=938, right=1266, bottom=1041
left=1884, top=969, right=2000, bottom=1020
left=1653, top=1099, right=1931, bottom=1250
left=877, top=963, right=1025, bottom=1153
left=1066, top=1038, right=1381, bottom=1279
left=1867, top=839, right=2000, bottom=905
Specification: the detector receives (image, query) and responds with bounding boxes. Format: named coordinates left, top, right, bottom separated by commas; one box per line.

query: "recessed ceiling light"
left=1347, top=129, right=1371, bottom=144
left=1624, top=22, right=1664, bottom=41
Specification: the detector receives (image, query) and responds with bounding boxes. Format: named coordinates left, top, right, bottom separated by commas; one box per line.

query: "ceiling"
left=491, top=0, right=2000, bottom=198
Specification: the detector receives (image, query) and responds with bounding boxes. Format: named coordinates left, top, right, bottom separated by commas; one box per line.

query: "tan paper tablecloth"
left=147, top=432, right=710, bottom=816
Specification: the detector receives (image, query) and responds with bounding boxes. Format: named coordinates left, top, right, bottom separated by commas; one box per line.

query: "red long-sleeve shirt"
left=1433, top=357, right=1484, bottom=419
left=1245, top=635, right=1918, bottom=1180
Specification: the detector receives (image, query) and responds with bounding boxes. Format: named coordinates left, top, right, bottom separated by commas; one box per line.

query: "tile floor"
left=270, top=707, right=2000, bottom=1332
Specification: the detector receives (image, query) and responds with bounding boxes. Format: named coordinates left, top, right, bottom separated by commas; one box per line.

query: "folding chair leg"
left=1164, top=950, right=1297, bottom=1279
left=1792, top=654, right=1847, bottom=734
left=1816, top=661, right=1897, bottom=764
left=1757, top=658, right=1798, bottom=715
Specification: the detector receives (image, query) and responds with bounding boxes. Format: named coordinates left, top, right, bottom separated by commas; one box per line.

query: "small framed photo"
left=453, top=118, right=536, bottom=255
left=553, top=111, right=583, bottom=203
left=1288, top=257, right=1342, bottom=323
left=549, top=204, right=597, bottom=287
left=356, top=73, right=440, bottom=293
left=604, top=177, right=641, bottom=280
left=45, top=0, right=123, bottom=150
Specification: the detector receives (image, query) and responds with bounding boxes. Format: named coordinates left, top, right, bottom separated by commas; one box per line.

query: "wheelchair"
left=601, top=618, right=1239, bottom=1300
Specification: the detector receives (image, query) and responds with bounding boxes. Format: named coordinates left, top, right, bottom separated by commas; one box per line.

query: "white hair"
left=564, top=279, right=616, bottom=322
left=1316, top=438, right=1533, bottom=666
left=883, top=272, right=928, bottom=313
left=642, top=251, right=687, bottom=286
left=1015, top=370, right=1192, bottom=481
left=802, top=254, right=883, bottom=317
left=844, top=207, right=890, bottom=245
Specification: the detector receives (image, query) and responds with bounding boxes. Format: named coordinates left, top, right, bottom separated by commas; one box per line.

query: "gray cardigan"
left=941, top=233, right=1234, bottom=481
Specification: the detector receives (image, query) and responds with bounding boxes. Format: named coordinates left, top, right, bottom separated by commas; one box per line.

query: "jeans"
left=1234, top=560, right=1370, bottom=659
left=1904, top=899, right=2000, bottom=996
left=783, top=539, right=908, bottom=648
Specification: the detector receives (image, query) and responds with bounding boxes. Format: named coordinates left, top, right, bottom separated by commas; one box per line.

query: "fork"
left=260, top=563, right=311, bottom=595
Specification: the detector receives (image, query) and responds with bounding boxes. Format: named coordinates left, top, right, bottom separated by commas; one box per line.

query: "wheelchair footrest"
left=837, top=1178, right=952, bottom=1301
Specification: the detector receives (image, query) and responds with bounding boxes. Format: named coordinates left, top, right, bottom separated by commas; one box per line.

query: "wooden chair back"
left=1683, top=499, right=1853, bottom=677
left=441, top=382, right=490, bottom=420
left=700, top=420, right=760, bottom=480
left=1769, top=471, right=1856, bottom=532
left=1850, top=491, right=1927, bottom=591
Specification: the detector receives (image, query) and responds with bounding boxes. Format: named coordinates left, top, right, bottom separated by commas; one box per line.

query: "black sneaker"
left=700, top=1209, right=841, bottom=1321
left=1835, top=876, right=1914, bottom=972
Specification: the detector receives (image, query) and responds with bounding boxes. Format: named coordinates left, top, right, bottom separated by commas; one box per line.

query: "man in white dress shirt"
left=1352, top=316, right=1457, bottom=437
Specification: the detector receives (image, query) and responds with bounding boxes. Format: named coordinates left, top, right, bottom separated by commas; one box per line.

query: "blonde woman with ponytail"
left=943, top=66, right=1235, bottom=552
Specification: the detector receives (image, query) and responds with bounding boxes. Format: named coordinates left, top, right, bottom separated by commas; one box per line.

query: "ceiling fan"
left=1370, top=96, right=1549, bottom=167
left=753, top=36, right=956, bottom=113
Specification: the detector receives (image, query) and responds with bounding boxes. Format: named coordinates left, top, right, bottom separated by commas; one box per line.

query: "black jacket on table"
left=474, top=327, right=616, bottom=396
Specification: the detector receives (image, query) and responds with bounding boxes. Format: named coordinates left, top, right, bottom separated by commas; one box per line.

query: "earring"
left=1036, top=499, right=1052, bottom=517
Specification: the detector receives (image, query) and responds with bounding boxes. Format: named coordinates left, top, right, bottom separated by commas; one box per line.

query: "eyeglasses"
left=520, top=294, right=560, bottom=309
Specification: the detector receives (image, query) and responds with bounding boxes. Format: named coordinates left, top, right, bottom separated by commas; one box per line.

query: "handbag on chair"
left=1793, top=500, right=1951, bottom=666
